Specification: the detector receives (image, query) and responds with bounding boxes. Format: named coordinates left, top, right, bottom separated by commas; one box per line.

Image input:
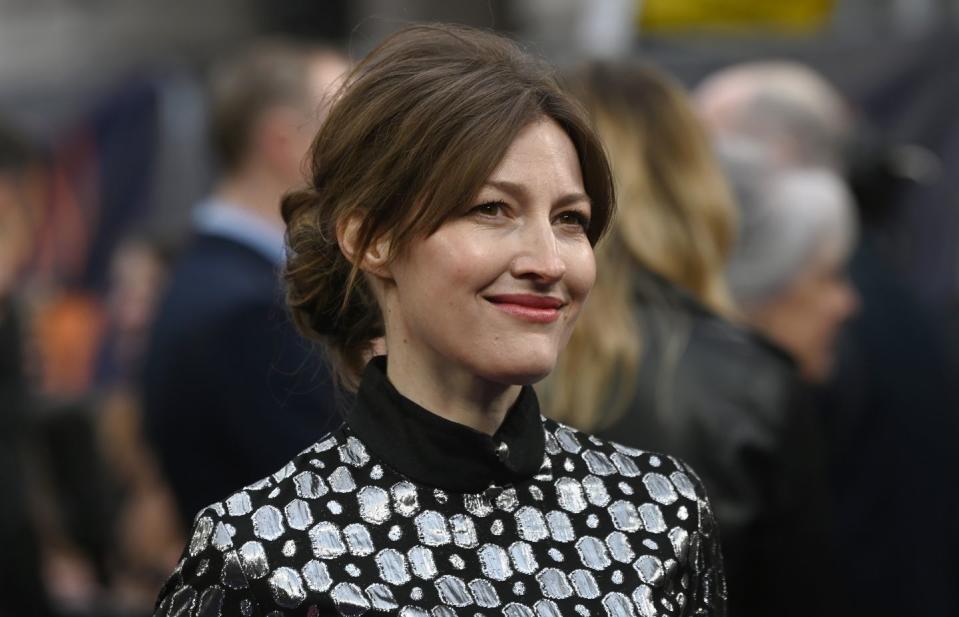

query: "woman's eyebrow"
left=484, top=179, right=591, bottom=208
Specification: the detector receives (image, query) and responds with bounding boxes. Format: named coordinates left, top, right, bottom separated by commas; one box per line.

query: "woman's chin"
left=477, top=358, right=556, bottom=387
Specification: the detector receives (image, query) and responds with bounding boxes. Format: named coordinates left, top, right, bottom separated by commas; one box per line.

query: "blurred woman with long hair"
left=545, top=61, right=841, bottom=617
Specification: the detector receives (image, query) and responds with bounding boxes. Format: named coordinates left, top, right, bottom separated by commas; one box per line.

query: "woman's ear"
left=337, top=215, right=392, bottom=278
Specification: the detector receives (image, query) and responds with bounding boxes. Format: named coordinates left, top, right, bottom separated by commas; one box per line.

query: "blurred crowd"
left=2, top=2, right=959, bottom=616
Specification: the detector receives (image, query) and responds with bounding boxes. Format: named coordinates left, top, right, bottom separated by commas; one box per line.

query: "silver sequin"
left=548, top=548, right=564, bottom=562
left=515, top=506, right=549, bottom=542
left=196, top=586, right=224, bottom=617
left=282, top=540, right=296, bottom=557
left=504, top=603, right=535, bottom=617
left=535, top=568, right=573, bottom=599
left=238, top=541, right=269, bottom=579
left=491, top=520, right=504, bottom=535
left=555, top=427, right=582, bottom=453
left=331, top=582, right=370, bottom=613
left=284, top=499, right=313, bottom=531
left=293, top=471, right=328, bottom=500
left=469, top=578, right=501, bottom=608
left=220, top=551, right=246, bottom=589
left=496, top=488, right=519, bottom=512
left=308, top=521, right=346, bottom=559
left=366, top=583, right=398, bottom=611
left=508, top=541, right=539, bottom=574
left=608, top=500, right=640, bottom=533
left=643, top=473, right=679, bottom=505
left=268, top=567, right=306, bottom=609
left=605, top=532, right=635, bottom=563
left=582, top=451, right=616, bottom=476
left=610, top=452, right=641, bottom=477
left=569, top=569, right=600, bottom=599
left=450, top=513, right=479, bottom=548
left=189, top=517, right=214, bottom=556
left=575, top=537, right=611, bottom=571
left=555, top=478, right=587, bottom=513
left=582, top=475, right=611, bottom=507
left=408, top=546, right=438, bottom=580
left=226, top=492, right=252, bottom=516
left=414, top=511, right=451, bottom=546
left=375, top=548, right=411, bottom=585
left=546, top=511, right=575, bottom=543
left=389, top=525, right=403, bottom=541
left=670, top=471, right=698, bottom=501
left=601, top=592, right=636, bottom=617
left=252, top=506, right=285, bottom=541
left=668, top=527, right=689, bottom=561
left=534, top=599, right=563, bottom=617
left=358, top=486, right=391, bottom=524
left=302, top=560, right=332, bottom=592
left=449, top=554, right=465, bottom=569
left=435, top=575, right=472, bottom=607
left=391, top=482, right=421, bottom=517
left=344, top=523, right=375, bottom=556
left=478, top=544, right=513, bottom=581
left=328, top=466, right=356, bottom=493
left=338, top=436, right=370, bottom=467
left=632, top=585, right=656, bottom=617
left=464, top=494, right=494, bottom=518
left=211, top=522, right=233, bottom=552
left=638, top=503, right=667, bottom=533
left=634, top=555, right=665, bottom=586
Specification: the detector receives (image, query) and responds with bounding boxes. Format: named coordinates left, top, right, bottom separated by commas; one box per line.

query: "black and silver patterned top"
left=154, top=357, right=726, bottom=616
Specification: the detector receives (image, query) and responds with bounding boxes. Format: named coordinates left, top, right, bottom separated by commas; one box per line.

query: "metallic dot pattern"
left=155, top=419, right=725, bottom=616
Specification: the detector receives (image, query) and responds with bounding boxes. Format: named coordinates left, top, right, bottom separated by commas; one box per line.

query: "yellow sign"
left=640, top=0, right=836, bottom=33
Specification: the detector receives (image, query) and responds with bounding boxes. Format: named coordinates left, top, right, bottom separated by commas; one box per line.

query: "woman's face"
left=382, top=118, right=596, bottom=386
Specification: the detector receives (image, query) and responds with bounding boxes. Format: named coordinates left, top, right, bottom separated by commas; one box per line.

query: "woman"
left=153, top=25, right=725, bottom=617
left=545, top=61, right=841, bottom=617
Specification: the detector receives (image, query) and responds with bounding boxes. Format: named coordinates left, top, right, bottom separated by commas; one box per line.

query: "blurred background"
left=2, top=1, right=959, bottom=616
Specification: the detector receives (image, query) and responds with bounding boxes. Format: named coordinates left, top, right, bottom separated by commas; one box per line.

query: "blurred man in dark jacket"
left=143, top=42, right=348, bottom=526
left=0, top=121, right=53, bottom=617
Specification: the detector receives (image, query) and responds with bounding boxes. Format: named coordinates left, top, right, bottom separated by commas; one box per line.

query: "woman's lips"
left=485, top=294, right=565, bottom=324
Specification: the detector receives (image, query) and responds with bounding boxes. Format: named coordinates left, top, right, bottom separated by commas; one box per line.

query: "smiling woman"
left=153, top=24, right=726, bottom=617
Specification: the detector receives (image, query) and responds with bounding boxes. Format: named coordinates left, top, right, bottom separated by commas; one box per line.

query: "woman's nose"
left=510, top=220, right=566, bottom=283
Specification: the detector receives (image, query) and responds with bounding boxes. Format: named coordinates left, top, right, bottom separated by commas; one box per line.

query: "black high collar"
left=345, top=356, right=546, bottom=493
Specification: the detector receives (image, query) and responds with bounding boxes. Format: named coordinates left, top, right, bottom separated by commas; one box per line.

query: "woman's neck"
left=384, top=348, right=522, bottom=436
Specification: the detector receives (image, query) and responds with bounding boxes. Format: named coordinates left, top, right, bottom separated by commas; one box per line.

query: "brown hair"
left=209, top=40, right=342, bottom=173
left=282, top=24, right=614, bottom=389
left=543, top=61, right=737, bottom=430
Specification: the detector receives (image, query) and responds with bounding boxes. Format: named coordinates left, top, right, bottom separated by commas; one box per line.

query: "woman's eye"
left=471, top=201, right=506, bottom=217
left=557, top=210, right=590, bottom=231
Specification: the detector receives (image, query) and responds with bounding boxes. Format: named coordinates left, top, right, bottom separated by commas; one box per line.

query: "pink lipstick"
left=485, top=294, right=565, bottom=324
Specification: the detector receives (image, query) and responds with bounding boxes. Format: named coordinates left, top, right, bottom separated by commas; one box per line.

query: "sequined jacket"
left=154, top=357, right=726, bottom=616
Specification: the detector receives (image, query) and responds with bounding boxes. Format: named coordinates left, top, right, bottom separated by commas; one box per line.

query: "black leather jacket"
left=598, top=271, right=842, bottom=617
